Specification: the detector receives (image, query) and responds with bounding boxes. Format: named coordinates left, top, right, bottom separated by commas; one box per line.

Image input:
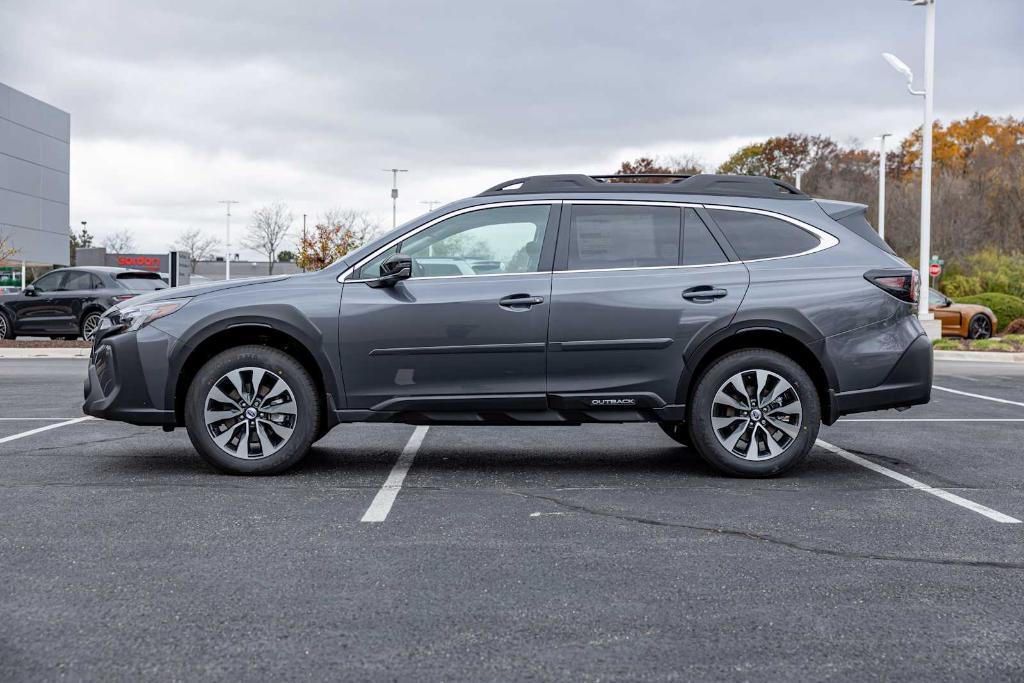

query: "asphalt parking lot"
left=1, top=359, right=1023, bottom=681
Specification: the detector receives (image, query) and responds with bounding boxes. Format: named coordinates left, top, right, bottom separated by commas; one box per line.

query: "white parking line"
left=0, top=417, right=91, bottom=421
left=934, top=385, right=1024, bottom=408
left=0, top=416, right=95, bottom=445
left=360, top=426, right=429, bottom=523
left=816, top=439, right=1021, bottom=524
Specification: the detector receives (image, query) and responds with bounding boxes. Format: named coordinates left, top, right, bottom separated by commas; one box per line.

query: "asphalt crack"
left=511, top=490, right=1024, bottom=571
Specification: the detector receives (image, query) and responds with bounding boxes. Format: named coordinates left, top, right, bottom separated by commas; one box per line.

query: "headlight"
left=107, top=298, right=191, bottom=332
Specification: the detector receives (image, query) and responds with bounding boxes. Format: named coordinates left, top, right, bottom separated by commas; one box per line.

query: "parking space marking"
left=0, top=416, right=95, bottom=445
left=816, top=439, right=1022, bottom=524
left=934, top=385, right=1024, bottom=408
left=0, top=417, right=91, bottom=421
left=360, top=426, right=429, bottom=523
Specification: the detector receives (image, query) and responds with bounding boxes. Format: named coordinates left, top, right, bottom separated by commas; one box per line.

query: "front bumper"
left=82, top=327, right=176, bottom=426
left=829, top=332, right=933, bottom=419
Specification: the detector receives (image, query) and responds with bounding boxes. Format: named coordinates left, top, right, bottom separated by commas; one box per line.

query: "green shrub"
left=1002, top=319, right=1024, bottom=335
left=932, top=338, right=961, bottom=350
left=962, top=249, right=1024, bottom=299
left=956, top=293, right=1024, bottom=332
left=941, top=274, right=983, bottom=298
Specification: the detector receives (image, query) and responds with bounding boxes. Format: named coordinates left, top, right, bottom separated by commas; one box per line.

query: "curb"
left=934, top=350, right=1024, bottom=363
left=0, top=348, right=91, bottom=359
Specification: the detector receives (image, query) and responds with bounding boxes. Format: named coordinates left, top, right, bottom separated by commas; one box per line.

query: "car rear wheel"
left=80, top=312, right=102, bottom=342
left=968, top=314, right=992, bottom=339
left=0, top=311, right=14, bottom=340
left=184, top=345, right=320, bottom=474
left=688, top=349, right=820, bottom=477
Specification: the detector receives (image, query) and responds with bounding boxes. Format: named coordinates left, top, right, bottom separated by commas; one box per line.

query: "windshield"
left=117, top=274, right=168, bottom=292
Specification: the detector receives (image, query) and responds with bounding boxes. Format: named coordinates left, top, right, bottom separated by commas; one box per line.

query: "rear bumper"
left=82, top=328, right=176, bottom=426
left=829, top=332, right=933, bottom=420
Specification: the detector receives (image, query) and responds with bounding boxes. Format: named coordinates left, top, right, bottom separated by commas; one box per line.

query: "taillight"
left=113, top=294, right=135, bottom=302
left=864, top=269, right=919, bottom=303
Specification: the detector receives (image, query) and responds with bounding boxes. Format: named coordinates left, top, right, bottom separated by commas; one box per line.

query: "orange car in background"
left=930, top=289, right=996, bottom=338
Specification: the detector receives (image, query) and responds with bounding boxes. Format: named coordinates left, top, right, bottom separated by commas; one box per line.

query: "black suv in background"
left=0, top=266, right=166, bottom=341
left=84, top=174, right=932, bottom=477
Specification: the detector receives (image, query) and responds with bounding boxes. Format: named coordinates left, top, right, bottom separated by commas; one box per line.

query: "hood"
left=109, top=274, right=294, bottom=311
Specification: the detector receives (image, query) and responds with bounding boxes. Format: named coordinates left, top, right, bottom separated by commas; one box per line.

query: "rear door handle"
left=682, top=286, right=728, bottom=302
left=499, top=294, right=545, bottom=308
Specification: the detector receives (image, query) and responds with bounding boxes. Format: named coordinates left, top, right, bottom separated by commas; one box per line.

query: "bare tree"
left=101, top=228, right=137, bottom=254
left=170, top=228, right=220, bottom=273
left=0, top=231, right=19, bottom=263
left=245, top=203, right=293, bottom=274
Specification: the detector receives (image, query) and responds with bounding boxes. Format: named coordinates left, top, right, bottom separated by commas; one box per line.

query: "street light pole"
left=218, top=200, right=238, bottom=281
left=919, top=0, right=936, bottom=325
left=876, top=133, right=892, bottom=240
left=420, top=200, right=442, bottom=212
left=382, top=169, right=408, bottom=229
left=882, top=0, right=937, bottom=333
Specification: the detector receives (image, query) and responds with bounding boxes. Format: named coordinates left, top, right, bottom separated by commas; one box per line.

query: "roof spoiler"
left=814, top=199, right=896, bottom=256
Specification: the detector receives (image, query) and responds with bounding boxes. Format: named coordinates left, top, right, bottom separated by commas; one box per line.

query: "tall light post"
left=382, top=168, right=408, bottom=229
left=218, top=200, right=238, bottom=281
left=875, top=133, right=892, bottom=240
left=420, top=200, right=442, bottom=212
left=882, top=0, right=937, bottom=335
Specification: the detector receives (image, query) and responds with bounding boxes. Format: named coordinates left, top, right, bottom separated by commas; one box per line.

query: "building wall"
left=0, top=82, right=70, bottom=266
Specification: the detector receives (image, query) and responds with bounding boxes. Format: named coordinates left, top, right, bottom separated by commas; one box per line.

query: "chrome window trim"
left=338, top=200, right=558, bottom=282
left=339, top=199, right=839, bottom=283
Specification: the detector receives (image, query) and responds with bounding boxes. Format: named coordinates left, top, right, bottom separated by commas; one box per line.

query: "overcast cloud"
left=2, top=0, right=1021, bottom=257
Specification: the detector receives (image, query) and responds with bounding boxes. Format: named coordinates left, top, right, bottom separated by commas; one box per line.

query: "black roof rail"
left=477, top=173, right=809, bottom=200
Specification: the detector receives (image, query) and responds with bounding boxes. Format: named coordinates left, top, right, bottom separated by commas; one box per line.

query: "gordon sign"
left=115, top=254, right=163, bottom=271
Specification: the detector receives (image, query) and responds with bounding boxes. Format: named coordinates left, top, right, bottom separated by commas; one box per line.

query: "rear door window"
left=61, top=271, right=93, bottom=291
left=708, top=209, right=820, bottom=260
left=567, top=205, right=679, bottom=270
left=682, top=209, right=728, bottom=265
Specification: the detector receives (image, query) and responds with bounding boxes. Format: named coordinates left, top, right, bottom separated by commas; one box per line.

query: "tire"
left=658, top=422, right=692, bottom=448
left=184, top=345, right=320, bottom=474
left=0, top=311, right=16, bottom=340
left=80, top=311, right=102, bottom=342
left=688, top=349, right=820, bottom=477
left=967, top=314, right=992, bottom=339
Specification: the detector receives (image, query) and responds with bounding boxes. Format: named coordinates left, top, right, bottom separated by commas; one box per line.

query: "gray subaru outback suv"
left=83, top=173, right=932, bottom=476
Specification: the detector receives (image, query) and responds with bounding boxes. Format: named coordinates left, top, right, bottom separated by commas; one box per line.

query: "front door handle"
left=682, top=286, right=728, bottom=302
left=499, top=294, right=545, bottom=308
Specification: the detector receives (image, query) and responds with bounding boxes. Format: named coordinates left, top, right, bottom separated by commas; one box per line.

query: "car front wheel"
left=184, top=345, right=320, bottom=474
left=688, top=349, right=820, bottom=477
left=968, top=314, right=992, bottom=339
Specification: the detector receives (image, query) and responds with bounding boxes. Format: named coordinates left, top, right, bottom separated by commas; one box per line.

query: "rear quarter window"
left=707, top=209, right=820, bottom=261
left=117, top=275, right=167, bottom=292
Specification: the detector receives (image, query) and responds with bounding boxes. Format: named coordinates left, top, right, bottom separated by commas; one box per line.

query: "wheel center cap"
left=244, top=407, right=258, bottom=420
left=750, top=408, right=763, bottom=421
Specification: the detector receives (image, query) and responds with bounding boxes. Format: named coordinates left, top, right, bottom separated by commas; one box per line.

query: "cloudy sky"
left=2, top=0, right=1022, bottom=258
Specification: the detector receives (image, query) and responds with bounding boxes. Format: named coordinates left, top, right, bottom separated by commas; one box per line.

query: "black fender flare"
left=676, top=314, right=841, bottom=419
left=165, top=304, right=343, bottom=413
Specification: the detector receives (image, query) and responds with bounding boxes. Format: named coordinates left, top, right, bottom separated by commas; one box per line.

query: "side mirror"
left=23, top=284, right=37, bottom=297
left=367, top=253, right=412, bottom=289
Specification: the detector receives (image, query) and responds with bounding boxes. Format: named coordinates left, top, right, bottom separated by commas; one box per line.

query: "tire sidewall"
left=0, top=311, right=12, bottom=340
left=689, top=349, right=820, bottom=477
left=185, top=346, right=319, bottom=475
